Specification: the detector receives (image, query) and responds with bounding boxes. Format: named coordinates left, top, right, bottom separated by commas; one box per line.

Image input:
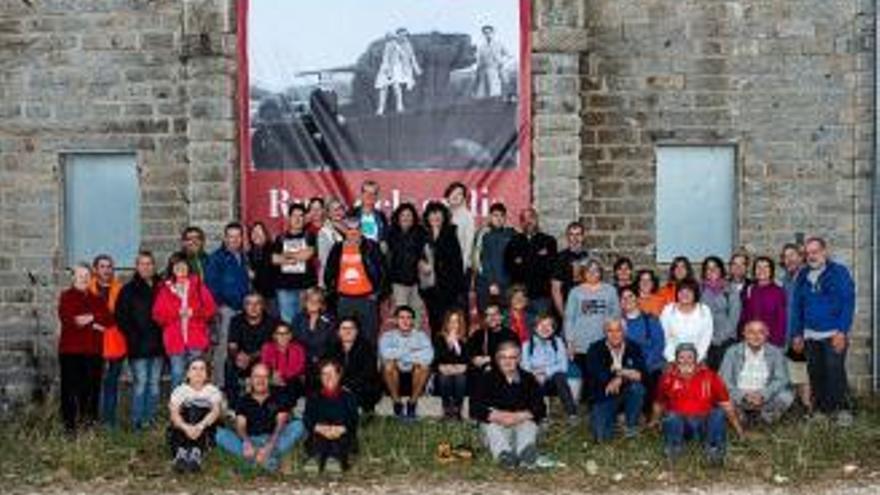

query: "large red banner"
left=238, top=0, right=532, bottom=230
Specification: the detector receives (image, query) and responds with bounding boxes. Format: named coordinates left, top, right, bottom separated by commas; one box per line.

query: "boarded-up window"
left=655, top=146, right=735, bottom=262
left=64, top=153, right=140, bottom=268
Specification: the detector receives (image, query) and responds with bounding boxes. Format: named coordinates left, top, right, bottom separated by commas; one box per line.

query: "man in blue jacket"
left=205, top=222, right=251, bottom=388
left=790, top=237, right=855, bottom=426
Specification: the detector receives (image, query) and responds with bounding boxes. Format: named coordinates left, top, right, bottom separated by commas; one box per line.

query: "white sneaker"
left=835, top=410, right=854, bottom=428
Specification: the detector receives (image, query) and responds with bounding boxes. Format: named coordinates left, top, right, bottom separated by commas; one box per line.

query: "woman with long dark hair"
left=657, top=256, right=695, bottom=306
left=418, top=201, right=466, bottom=334
left=247, top=222, right=277, bottom=314
left=701, top=256, right=742, bottom=369
left=388, top=202, right=428, bottom=324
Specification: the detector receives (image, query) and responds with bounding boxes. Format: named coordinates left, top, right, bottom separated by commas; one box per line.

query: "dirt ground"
left=7, top=480, right=880, bottom=495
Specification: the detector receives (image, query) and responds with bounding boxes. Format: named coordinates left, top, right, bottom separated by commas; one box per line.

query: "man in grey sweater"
left=719, top=320, right=793, bottom=426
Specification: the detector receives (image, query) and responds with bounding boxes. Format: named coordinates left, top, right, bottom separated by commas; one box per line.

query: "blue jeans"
left=130, top=357, right=163, bottom=428
left=590, top=382, right=645, bottom=441
left=805, top=338, right=850, bottom=414
left=169, top=349, right=203, bottom=390
left=276, top=289, right=302, bottom=324
left=662, top=407, right=727, bottom=458
left=215, top=420, right=305, bottom=471
left=100, top=359, right=124, bottom=427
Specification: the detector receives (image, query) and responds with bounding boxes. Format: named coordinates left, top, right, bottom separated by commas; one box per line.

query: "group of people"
left=56, top=179, right=856, bottom=473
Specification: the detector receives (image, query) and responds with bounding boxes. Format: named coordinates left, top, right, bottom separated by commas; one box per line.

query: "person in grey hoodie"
left=719, top=320, right=793, bottom=426
left=564, top=259, right=620, bottom=382
left=701, top=256, right=742, bottom=370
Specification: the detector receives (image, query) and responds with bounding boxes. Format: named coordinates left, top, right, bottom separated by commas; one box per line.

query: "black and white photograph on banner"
left=247, top=0, right=524, bottom=171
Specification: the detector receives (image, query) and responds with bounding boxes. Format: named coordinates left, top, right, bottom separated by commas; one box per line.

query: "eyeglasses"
left=275, top=331, right=291, bottom=336
left=497, top=354, right=519, bottom=360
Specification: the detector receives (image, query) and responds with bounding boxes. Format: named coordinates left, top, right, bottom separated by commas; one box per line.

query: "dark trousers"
left=59, top=354, right=103, bottom=433
left=306, top=432, right=354, bottom=468
left=573, top=353, right=590, bottom=403
left=435, top=372, right=467, bottom=409
left=167, top=405, right=215, bottom=457
left=338, top=295, right=379, bottom=344
left=540, top=372, right=579, bottom=416
left=805, top=339, right=850, bottom=414
left=707, top=339, right=736, bottom=371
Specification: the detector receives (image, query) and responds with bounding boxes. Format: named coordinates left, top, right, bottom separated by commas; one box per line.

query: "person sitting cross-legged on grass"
left=470, top=341, right=547, bottom=469
left=585, top=318, right=647, bottom=441
left=215, top=363, right=305, bottom=471
left=719, top=320, right=794, bottom=426
left=303, top=359, right=359, bottom=473
left=379, top=305, right=435, bottom=420
left=650, top=343, right=744, bottom=466
left=520, top=313, right=579, bottom=423
left=167, top=357, right=223, bottom=473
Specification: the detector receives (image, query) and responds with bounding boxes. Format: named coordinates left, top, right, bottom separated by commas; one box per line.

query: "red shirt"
left=656, top=365, right=730, bottom=416
left=337, top=243, right=373, bottom=297
left=260, top=341, right=306, bottom=383
left=509, top=310, right=529, bottom=343
left=58, top=287, right=111, bottom=355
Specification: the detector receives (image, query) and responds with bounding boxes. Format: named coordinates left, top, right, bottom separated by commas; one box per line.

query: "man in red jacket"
left=57, top=263, right=112, bottom=434
left=651, top=343, right=743, bottom=466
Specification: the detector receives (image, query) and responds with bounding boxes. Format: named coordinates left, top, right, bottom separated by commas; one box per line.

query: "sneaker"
left=173, top=447, right=188, bottom=473
left=566, top=415, right=580, bottom=428
left=303, top=456, right=320, bottom=474
left=406, top=401, right=418, bottom=420
left=325, top=458, right=343, bottom=474
left=624, top=426, right=639, bottom=439
left=498, top=451, right=517, bottom=469
left=705, top=447, right=725, bottom=467
left=518, top=444, right=538, bottom=469
left=187, top=447, right=203, bottom=472
left=393, top=401, right=404, bottom=419
left=835, top=410, right=854, bottom=428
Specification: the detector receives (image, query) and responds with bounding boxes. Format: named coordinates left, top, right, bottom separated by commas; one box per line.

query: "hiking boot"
left=173, top=447, right=188, bottom=473
left=498, top=451, right=517, bottom=469
left=518, top=444, right=538, bottom=469
left=835, top=410, right=854, bottom=428
left=187, top=447, right=202, bottom=472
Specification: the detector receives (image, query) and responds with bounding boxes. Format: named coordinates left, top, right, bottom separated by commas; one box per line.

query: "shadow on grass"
left=3, top=398, right=880, bottom=492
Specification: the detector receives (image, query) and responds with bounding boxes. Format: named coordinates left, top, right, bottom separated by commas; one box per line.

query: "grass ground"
left=2, top=398, right=879, bottom=493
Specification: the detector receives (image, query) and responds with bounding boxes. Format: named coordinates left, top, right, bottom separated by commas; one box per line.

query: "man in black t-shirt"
left=272, top=203, right=317, bottom=324
left=215, top=364, right=304, bottom=471
left=551, top=221, right=590, bottom=317
left=225, top=293, right=277, bottom=407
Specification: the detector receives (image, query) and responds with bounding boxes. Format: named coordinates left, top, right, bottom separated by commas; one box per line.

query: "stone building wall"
left=578, top=0, right=875, bottom=389
left=0, top=0, right=237, bottom=406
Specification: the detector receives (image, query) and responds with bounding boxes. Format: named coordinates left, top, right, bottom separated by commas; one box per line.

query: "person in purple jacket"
left=739, top=257, right=787, bottom=348
left=790, top=237, right=855, bottom=426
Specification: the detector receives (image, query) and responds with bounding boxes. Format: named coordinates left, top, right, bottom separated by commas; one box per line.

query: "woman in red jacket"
left=153, top=252, right=217, bottom=388
left=58, top=263, right=112, bottom=434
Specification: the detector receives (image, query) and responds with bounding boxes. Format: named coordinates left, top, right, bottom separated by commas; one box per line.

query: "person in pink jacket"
left=260, top=322, right=307, bottom=410
left=154, top=252, right=217, bottom=388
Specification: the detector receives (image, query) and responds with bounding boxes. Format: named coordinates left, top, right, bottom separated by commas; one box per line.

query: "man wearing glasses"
left=469, top=341, right=546, bottom=469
